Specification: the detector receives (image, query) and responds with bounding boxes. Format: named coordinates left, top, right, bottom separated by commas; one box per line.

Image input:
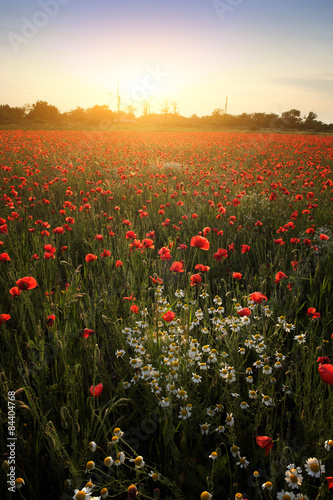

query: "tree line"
left=0, top=100, right=332, bottom=131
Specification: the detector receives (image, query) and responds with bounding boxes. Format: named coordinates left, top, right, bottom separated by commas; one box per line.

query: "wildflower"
left=0, top=314, right=11, bottom=325
left=116, top=260, right=123, bottom=267
left=73, top=487, right=92, bottom=500
left=317, top=358, right=333, bottom=385
left=131, top=456, right=145, bottom=468
left=190, top=235, right=210, bottom=250
left=15, top=478, right=25, bottom=489
left=200, top=492, right=212, bottom=500
left=304, top=457, right=325, bottom=477
left=215, top=425, right=225, bottom=433
left=127, top=484, right=138, bottom=499
left=241, top=244, right=250, bottom=253
left=85, top=461, right=95, bottom=473
left=225, top=413, right=234, bottom=426
left=250, top=292, right=267, bottom=303
left=0, top=253, right=10, bottom=261
left=100, top=488, right=108, bottom=499
left=113, top=427, right=124, bottom=437
left=179, top=406, right=191, bottom=419
left=190, top=274, right=202, bottom=286
left=253, top=471, right=259, bottom=478
left=191, top=373, right=202, bottom=383
left=230, top=444, right=240, bottom=457
left=236, top=457, right=249, bottom=468
left=235, top=494, right=243, bottom=500
left=248, top=390, right=258, bottom=399
left=326, top=477, right=333, bottom=493
left=89, top=441, right=97, bottom=452
left=16, top=276, right=37, bottom=290
left=263, top=365, right=272, bottom=375
left=237, top=307, right=251, bottom=317
left=200, top=423, right=210, bottom=435
left=149, top=471, right=160, bottom=481
left=209, top=451, right=218, bottom=460
left=233, top=272, right=242, bottom=279
left=240, top=401, right=249, bottom=409
left=162, top=311, right=175, bottom=322
left=307, top=307, right=320, bottom=318
left=89, top=383, right=103, bottom=397
left=275, top=271, right=288, bottom=284
left=262, top=394, right=274, bottom=406
left=294, top=334, right=306, bottom=344
left=256, top=436, right=273, bottom=455
left=262, top=481, right=273, bottom=491
left=104, top=456, right=113, bottom=467
left=276, top=491, right=296, bottom=500
left=169, top=261, right=184, bottom=272
left=130, top=305, right=139, bottom=313
left=285, top=465, right=303, bottom=489
left=85, top=254, right=98, bottom=262
left=324, top=439, right=333, bottom=451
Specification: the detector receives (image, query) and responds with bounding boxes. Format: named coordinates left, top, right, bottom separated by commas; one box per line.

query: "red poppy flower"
left=47, top=314, right=56, bottom=326
left=9, top=287, right=21, bottom=296
left=307, top=307, right=320, bottom=318
left=162, top=311, right=176, bottom=322
left=190, top=235, right=210, bottom=250
left=0, top=253, right=10, bottom=262
left=116, top=260, right=123, bottom=268
left=89, top=383, right=103, bottom=397
left=213, top=248, right=228, bottom=261
left=53, top=227, right=64, bottom=234
left=142, top=238, right=154, bottom=249
left=237, top=307, right=251, bottom=317
left=125, top=230, right=137, bottom=239
left=123, top=294, right=136, bottom=301
left=100, top=249, right=111, bottom=257
left=326, top=477, right=333, bottom=493
left=150, top=275, right=163, bottom=284
left=303, top=238, right=312, bottom=246
left=275, top=271, right=288, bottom=285
left=319, top=234, right=329, bottom=241
left=228, top=243, right=235, bottom=252
left=178, top=243, right=188, bottom=250
left=0, top=314, right=11, bottom=325
left=274, top=239, right=285, bottom=245
left=16, top=276, right=38, bottom=290
left=290, top=238, right=300, bottom=244
left=255, top=220, right=262, bottom=226
left=241, top=244, right=251, bottom=254
left=250, top=292, right=267, bottom=303
left=318, top=358, right=333, bottom=385
left=190, top=274, right=202, bottom=286
left=291, top=261, right=298, bottom=270
left=95, top=234, right=104, bottom=241
left=81, top=328, right=95, bottom=339
left=158, top=247, right=171, bottom=261
left=195, top=264, right=210, bottom=272
left=169, top=261, right=184, bottom=272
left=233, top=272, right=242, bottom=279
left=130, top=304, right=139, bottom=313
left=44, top=252, right=55, bottom=260
left=0, top=224, right=8, bottom=234
left=256, top=436, right=273, bottom=455
left=85, top=254, right=98, bottom=262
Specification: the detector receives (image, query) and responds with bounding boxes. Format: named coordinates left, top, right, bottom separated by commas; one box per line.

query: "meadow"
left=0, top=129, right=333, bottom=500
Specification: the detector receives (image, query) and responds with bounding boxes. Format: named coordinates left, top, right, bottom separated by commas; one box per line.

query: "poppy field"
left=1, top=129, right=333, bottom=500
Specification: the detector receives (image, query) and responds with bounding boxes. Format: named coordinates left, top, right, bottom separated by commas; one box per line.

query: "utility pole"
left=224, top=96, right=228, bottom=115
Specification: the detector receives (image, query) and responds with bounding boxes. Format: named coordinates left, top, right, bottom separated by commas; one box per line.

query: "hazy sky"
left=1, top=0, right=333, bottom=122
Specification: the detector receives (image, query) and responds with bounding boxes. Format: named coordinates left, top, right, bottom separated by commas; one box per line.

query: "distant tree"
left=66, top=107, right=87, bottom=122
left=281, top=109, right=302, bottom=129
left=85, top=105, right=114, bottom=125
left=171, top=100, right=179, bottom=115
left=303, top=111, right=318, bottom=129
left=0, top=105, right=25, bottom=123
left=160, top=99, right=169, bottom=114
left=126, top=105, right=136, bottom=118
left=26, top=100, right=60, bottom=121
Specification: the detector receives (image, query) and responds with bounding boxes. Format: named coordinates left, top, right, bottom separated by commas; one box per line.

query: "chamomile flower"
left=209, top=451, right=218, bottom=460
left=104, top=456, right=113, bottom=467
left=263, top=364, right=272, bottom=375
left=85, top=461, right=95, bottom=473
left=294, top=334, right=306, bottom=344
left=225, top=413, right=234, bottom=426
left=200, top=423, right=210, bottom=435
left=248, top=389, right=258, bottom=399
left=324, top=439, right=333, bottom=451
left=236, top=457, right=249, bottom=468
left=304, top=457, right=325, bottom=477
left=179, top=406, right=191, bottom=420
left=230, top=444, right=240, bottom=457
left=73, top=487, right=92, bottom=500
left=276, top=491, right=296, bottom=500
left=262, top=394, right=274, bottom=406
left=206, top=406, right=215, bottom=417
left=149, top=471, right=161, bottom=481
left=285, top=465, right=303, bottom=489
left=240, top=401, right=249, bottom=409
left=115, top=349, right=125, bottom=358
left=89, top=441, right=97, bottom=452
left=15, top=478, right=25, bottom=490
left=130, top=455, right=145, bottom=469
left=215, top=425, right=225, bottom=433
left=191, top=373, right=202, bottom=383
left=262, top=481, right=273, bottom=491
left=201, top=492, right=212, bottom=500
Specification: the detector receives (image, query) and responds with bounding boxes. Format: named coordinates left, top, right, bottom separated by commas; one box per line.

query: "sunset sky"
left=1, top=0, right=333, bottom=122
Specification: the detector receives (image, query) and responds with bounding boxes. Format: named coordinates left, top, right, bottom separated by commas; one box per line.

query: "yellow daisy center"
left=75, top=492, right=86, bottom=500
left=290, top=474, right=298, bottom=483
left=310, top=462, right=320, bottom=472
